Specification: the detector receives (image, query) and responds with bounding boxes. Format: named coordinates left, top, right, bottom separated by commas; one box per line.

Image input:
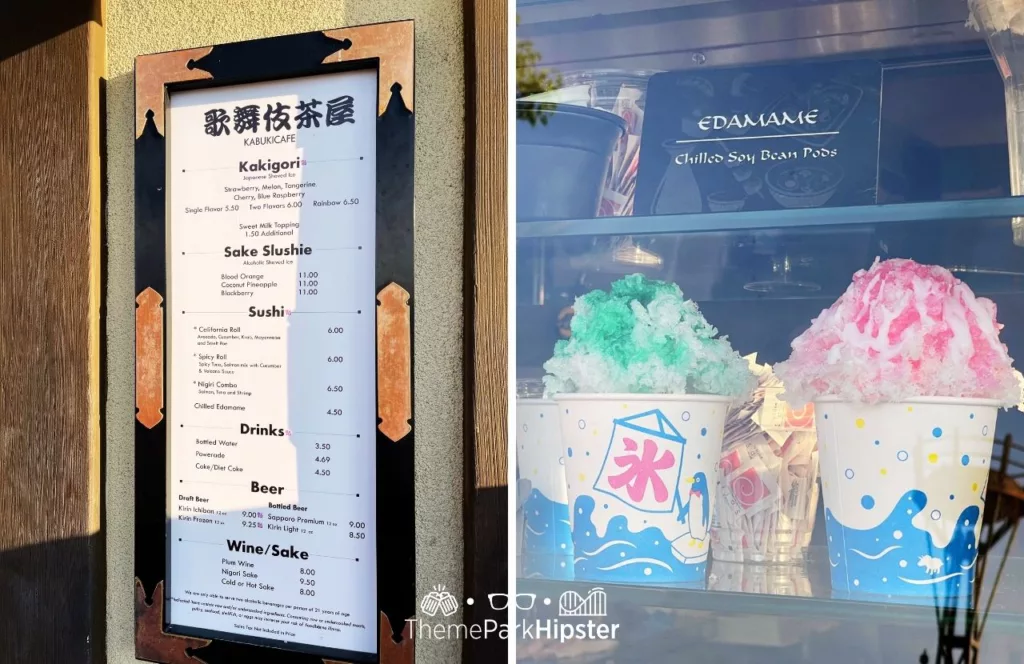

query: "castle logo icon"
left=558, top=587, right=607, bottom=617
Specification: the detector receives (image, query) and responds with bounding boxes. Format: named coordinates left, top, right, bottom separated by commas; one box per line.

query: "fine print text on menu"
left=166, top=69, right=378, bottom=656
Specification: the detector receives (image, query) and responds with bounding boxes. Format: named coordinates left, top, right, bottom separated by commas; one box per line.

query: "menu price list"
left=164, top=69, right=379, bottom=656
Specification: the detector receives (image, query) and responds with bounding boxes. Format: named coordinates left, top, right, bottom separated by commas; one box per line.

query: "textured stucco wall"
left=104, top=2, right=465, bottom=663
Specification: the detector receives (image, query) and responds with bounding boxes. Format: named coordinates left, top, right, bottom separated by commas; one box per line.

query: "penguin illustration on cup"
left=676, top=471, right=710, bottom=541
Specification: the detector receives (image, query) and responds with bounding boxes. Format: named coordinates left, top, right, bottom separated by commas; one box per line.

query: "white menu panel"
left=165, top=69, right=378, bottom=656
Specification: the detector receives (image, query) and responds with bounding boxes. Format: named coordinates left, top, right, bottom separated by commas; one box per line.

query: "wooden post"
left=463, top=0, right=509, bottom=661
left=0, top=1, right=105, bottom=660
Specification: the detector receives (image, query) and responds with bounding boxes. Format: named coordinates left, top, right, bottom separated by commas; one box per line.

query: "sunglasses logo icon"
left=488, top=593, right=536, bottom=611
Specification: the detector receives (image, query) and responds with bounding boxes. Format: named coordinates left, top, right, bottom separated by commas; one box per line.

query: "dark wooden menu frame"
left=133, top=21, right=415, bottom=664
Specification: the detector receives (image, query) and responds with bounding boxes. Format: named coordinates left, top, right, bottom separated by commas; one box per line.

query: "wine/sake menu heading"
left=165, top=69, right=379, bottom=657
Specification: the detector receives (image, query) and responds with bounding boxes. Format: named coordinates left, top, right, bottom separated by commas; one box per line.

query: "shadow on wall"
left=2, top=0, right=102, bottom=62
left=0, top=535, right=100, bottom=661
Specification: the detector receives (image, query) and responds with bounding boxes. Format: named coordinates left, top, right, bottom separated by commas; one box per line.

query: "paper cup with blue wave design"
left=517, top=399, right=574, bottom=579
left=816, top=397, right=999, bottom=601
left=555, top=394, right=730, bottom=585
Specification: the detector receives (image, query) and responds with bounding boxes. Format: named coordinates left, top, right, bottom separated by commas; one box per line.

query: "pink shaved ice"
left=775, top=258, right=1019, bottom=405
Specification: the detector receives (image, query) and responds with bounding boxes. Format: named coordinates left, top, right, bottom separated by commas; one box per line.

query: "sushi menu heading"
left=164, top=70, right=379, bottom=658
left=635, top=59, right=882, bottom=215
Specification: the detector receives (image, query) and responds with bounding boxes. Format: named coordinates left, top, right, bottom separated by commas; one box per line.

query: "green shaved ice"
left=543, top=274, right=754, bottom=398
left=610, top=272, right=676, bottom=302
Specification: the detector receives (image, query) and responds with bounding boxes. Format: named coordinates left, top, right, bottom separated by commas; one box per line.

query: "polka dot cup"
left=554, top=394, right=730, bottom=585
left=517, top=399, right=574, bottom=580
left=816, top=397, right=999, bottom=600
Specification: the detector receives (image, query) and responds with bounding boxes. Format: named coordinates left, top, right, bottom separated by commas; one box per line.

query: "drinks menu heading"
left=165, top=69, right=378, bottom=656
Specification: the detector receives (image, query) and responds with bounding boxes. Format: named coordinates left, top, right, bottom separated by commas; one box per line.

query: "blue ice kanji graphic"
left=594, top=409, right=687, bottom=514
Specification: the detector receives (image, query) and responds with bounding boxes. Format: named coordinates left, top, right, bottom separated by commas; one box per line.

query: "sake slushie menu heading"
left=165, top=70, right=378, bottom=656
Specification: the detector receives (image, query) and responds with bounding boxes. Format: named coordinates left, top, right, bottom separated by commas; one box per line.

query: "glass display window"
left=515, top=2, right=1024, bottom=662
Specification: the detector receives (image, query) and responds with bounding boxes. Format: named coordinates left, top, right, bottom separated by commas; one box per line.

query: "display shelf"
left=517, top=197, right=1024, bottom=239
left=516, top=197, right=1024, bottom=307
left=516, top=0, right=981, bottom=82
left=517, top=546, right=1024, bottom=634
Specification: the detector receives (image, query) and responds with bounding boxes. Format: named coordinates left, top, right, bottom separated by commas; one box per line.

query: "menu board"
left=635, top=60, right=882, bottom=216
left=164, top=69, right=378, bottom=657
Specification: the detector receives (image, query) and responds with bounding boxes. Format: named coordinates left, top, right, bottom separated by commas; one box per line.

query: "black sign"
left=635, top=60, right=882, bottom=216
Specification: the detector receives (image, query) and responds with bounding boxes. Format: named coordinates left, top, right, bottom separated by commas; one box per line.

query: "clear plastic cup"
left=709, top=559, right=813, bottom=597
left=712, top=429, right=820, bottom=564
